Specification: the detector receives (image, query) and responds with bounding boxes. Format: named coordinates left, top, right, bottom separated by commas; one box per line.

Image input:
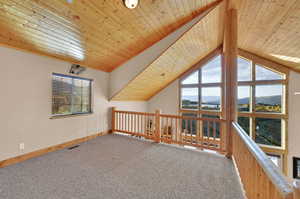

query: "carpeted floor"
left=0, top=134, right=244, bottom=199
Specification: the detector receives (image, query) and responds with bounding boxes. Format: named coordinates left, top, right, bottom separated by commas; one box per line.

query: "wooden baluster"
left=171, top=118, right=174, bottom=143
left=200, top=119, right=204, bottom=149
left=175, top=118, right=178, bottom=144
left=138, top=114, right=140, bottom=135
left=127, top=113, right=129, bottom=132
left=213, top=121, right=217, bottom=150
left=132, top=114, right=134, bottom=134
left=155, top=110, right=161, bottom=143
left=166, top=117, right=169, bottom=142
left=111, top=107, right=116, bottom=134
left=122, top=113, right=124, bottom=132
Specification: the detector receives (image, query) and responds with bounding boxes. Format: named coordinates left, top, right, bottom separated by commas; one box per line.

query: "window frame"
left=179, top=53, right=224, bottom=119
left=237, top=49, right=289, bottom=174
left=51, top=73, right=93, bottom=118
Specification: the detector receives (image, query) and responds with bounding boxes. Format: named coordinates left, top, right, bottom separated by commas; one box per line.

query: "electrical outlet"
left=19, top=143, right=25, bottom=150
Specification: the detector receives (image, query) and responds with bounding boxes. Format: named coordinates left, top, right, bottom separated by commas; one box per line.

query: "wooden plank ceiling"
left=0, top=0, right=218, bottom=72
left=237, top=0, right=300, bottom=71
left=112, top=3, right=225, bottom=101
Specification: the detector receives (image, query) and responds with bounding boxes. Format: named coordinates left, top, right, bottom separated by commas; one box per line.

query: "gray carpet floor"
left=0, top=134, right=244, bottom=199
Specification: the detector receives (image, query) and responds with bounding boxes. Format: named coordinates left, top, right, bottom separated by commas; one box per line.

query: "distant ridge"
left=183, top=95, right=281, bottom=105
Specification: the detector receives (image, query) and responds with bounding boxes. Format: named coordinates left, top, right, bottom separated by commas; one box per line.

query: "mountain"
left=255, top=95, right=281, bottom=105
left=183, top=95, right=281, bottom=105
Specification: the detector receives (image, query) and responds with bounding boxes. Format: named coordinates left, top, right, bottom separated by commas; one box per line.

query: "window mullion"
left=198, top=69, right=202, bottom=111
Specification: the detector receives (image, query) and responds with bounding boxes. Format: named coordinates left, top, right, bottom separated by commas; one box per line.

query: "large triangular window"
left=180, top=55, right=222, bottom=112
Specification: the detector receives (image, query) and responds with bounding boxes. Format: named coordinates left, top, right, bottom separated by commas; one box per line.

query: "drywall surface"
left=147, top=80, right=179, bottom=115
left=0, top=46, right=146, bottom=161
left=288, top=71, right=300, bottom=180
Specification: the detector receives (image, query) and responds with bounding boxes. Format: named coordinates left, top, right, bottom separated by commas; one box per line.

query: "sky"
left=182, top=56, right=284, bottom=98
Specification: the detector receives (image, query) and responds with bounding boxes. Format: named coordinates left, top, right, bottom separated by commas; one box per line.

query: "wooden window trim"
left=237, top=52, right=289, bottom=174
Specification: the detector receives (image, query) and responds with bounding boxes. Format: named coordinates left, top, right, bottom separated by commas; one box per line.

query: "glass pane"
left=238, top=57, right=252, bottom=81
left=238, top=117, right=250, bottom=135
left=182, top=71, right=199, bottom=84
left=255, top=85, right=283, bottom=113
left=182, top=113, right=197, bottom=135
left=52, top=75, right=72, bottom=115
left=181, top=87, right=199, bottom=109
left=267, top=154, right=281, bottom=168
left=255, top=118, right=282, bottom=147
left=238, top=86, right=251, bottom=112
left=256, top=65, right=284, bottom=80
left=201, top=87, right=221, bottom=111
left=202, top=114, right=220, bottom=138
left=82, top=80, right=91, bottom=112
left=201, top=55, right=221, bottom=83
left=72, top=79, right=83, bottom=113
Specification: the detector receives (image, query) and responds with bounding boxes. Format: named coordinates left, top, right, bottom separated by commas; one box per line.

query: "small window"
left=201, top=87, right=221, bottom=111
left=238, top=57, right=252, bottom=81
left=255, top=84, right=283, bottom=113
left=238, top=86, right=251, bottom=112
left=181, top=87, right=199, bottom=109
left=201, top=55, right=222, bottom=83
left=293, top=157, right=300, bottom=179
left=255, top=118, right=282, bottom=147
left=267, top=154, right=282, bottom=169
left=52, top=73, right=92, bottom=116
left=182, top=71, right=199, bottom=85
left=256, top=65, right=284, bottom=80
left=238, top=117, right=250, bottom=135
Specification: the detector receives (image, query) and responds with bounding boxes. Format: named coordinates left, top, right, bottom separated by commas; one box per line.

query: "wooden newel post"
left=155, top=109, right=161, bottom=143
left=111, top=107, right=116, bottom=134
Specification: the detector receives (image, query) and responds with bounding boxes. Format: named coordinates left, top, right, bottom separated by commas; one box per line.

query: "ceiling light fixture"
left=123, top=0, right=139, bottom=9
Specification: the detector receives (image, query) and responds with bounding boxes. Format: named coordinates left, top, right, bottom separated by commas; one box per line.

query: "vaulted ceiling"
left=0, top=0, right=299, bottom=101
left=236, top=0, right=300, bottom=71
left=0, top=0, right=217, bottom=72
left=112, top=3, right=225, bottom=100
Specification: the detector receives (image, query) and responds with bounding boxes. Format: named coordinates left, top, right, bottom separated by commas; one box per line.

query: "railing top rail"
left=232, top=122, right=294, bottom=197
left=115, top=110, right=155, bottom=116
left=160, top=114, right=225, bottom=122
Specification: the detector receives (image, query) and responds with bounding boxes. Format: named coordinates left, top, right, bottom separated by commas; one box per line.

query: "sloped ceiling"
left=112, top=3, right=225, bottom=101
left=237, top=0, right=300, bottom=71
left=0, top=0, right=218, bottom=72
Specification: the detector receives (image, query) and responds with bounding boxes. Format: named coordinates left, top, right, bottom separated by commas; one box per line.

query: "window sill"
left=50, top=112, right=93, bottom=119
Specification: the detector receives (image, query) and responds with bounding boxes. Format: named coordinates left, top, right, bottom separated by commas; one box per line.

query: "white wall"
left=147, top=80, right=179, bottom=114
left=288, top=71, right=300, bottom=179
left=0, top=46, right=147, bottom=162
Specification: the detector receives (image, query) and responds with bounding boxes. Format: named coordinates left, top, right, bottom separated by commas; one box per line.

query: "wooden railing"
left=232, top=122, right=298, bottom=199
left=112, top=108, right=227, bottom=153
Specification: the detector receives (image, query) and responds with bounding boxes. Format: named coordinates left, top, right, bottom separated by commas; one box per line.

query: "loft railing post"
left=155, top=109, right=161, bottom=143
left=111, top=107, right=116, bottom=134
left=223, top=7, right=238, bottom=158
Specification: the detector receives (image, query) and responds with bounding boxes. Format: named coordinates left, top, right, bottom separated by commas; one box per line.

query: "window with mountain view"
left=237, top=57, right=287, bottom=149
left=180, top=55, right=222, bottom=111
left=52, top=73, right=92, bottom=116
left=180, top=55, right=223, bottom=137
